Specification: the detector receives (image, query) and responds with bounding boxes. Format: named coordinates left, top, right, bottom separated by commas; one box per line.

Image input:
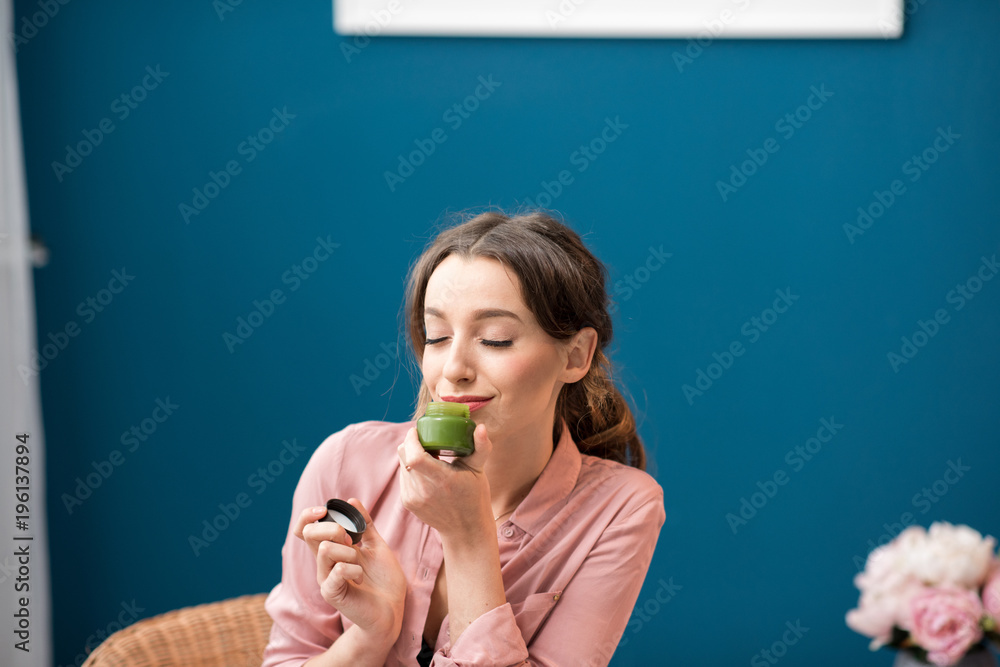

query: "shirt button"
left=502, top=526, right=514, bottom=538
left=553, top=594, right=560, bottom=602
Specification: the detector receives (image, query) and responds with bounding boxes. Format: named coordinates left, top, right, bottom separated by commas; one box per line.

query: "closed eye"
left=424, top=337, right=512, bottom=348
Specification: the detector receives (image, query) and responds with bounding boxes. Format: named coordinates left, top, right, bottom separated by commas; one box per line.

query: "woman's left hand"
left=397, top=423, right=494, bottom=540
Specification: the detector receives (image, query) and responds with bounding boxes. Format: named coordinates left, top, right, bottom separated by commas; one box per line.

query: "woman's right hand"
left=294, top=498, right=407, bottom=642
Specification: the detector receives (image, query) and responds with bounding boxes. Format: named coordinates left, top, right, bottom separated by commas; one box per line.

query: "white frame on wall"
left=334, top=0, right=904, bottom=39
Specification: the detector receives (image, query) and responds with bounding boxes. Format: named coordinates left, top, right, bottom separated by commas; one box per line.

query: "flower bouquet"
left=847, top=522, right=1000, bottom=666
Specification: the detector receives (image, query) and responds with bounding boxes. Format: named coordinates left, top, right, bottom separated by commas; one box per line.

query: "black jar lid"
left=320, top=499, right=367, bottom=545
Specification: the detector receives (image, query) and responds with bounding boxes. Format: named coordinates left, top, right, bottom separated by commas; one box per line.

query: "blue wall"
left=14, top=1, right=999, bottom=665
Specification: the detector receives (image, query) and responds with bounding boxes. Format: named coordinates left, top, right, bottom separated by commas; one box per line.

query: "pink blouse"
left=262, top=420, right=665, bottom=667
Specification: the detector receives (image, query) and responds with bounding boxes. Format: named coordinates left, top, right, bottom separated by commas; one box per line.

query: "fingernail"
left=314, top=507, right=326, bottom=515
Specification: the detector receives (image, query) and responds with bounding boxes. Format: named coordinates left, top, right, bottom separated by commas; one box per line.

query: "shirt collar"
left=509, top=418, right=581, bottom=536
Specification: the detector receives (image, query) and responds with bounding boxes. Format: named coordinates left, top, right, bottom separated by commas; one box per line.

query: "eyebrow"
left=424, top=307, right=522, bottom=323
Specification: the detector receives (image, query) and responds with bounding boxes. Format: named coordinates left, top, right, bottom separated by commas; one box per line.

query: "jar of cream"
left=416, top=402, right=476, bottom=457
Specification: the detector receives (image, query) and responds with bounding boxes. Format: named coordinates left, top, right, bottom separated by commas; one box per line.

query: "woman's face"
left=421, top=254, right=571, bottom=444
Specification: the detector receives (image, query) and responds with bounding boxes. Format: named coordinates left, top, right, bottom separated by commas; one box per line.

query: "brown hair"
left=403, top=208, right=646, bottom=470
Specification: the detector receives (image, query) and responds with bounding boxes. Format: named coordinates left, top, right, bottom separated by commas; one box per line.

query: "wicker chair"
left=82, top=593, right=272, bottom=667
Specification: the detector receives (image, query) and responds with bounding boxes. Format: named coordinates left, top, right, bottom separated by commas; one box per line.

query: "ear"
left=560, top=327, right=599, bottom=383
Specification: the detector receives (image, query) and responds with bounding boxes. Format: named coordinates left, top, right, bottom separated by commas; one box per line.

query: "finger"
left=346, top=497, right=386, bottom=547
left=332, top=561, right=364, bottom=584
left=293, top=505, right=331, bottom=541
left=322, top=562, right=364, bottom=597
left=314, top=535, right=360, bottom=589
left=302, top=515, right=354, bottom=552
left=400, top=427, right=435, bottom=471
left=292, top=506, right=327, bottom=538
left=320, top=562, right=364, bottom=605
left=460, top=422, right=492, bottom=472
left=315, top=539, right=360, bottom=581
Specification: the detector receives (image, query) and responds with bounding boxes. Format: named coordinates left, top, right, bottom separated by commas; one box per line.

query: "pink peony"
left=983, top=562, right=1000, bottom=619
left=909, top=587, right=984, bottom=666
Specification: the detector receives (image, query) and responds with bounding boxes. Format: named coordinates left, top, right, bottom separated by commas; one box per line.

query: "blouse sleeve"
left=433, top=485, right=666, bottom=667
left=261, top=426, right=355, bottom=667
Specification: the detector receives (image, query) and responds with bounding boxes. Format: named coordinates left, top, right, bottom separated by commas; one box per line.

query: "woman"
left=262, top=209, right=665, bottom=666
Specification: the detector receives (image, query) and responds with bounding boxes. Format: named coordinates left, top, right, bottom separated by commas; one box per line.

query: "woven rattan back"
left=81, top=593, right=272, bottom=667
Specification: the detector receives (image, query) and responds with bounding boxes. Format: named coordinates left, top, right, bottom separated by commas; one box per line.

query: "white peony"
left=848, top=522, right=998, bottom=645
left=856, top=526, right=926, bottom=596
left=906, top=522, right=997, bottom=589
left=849, top=526, right=929, bottom=643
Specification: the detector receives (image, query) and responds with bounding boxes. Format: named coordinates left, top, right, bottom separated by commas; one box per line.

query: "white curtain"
left=1, top=0, right=53, bottom=664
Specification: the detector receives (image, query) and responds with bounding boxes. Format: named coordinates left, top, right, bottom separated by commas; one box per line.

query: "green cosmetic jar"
left=416, top=402, right=476, bottom=457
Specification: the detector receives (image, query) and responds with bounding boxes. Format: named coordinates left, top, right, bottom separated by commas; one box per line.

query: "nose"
left=442, top=336, right=476, bottom=386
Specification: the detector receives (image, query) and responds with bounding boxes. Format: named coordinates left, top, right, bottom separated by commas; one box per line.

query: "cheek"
left=421, top=353, right=441, bottom=385
left=498, top=353, right=558, bottom=400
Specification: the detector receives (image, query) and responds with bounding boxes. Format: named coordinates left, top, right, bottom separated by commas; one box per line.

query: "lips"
left=440, top=395, right=493, bottom=412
